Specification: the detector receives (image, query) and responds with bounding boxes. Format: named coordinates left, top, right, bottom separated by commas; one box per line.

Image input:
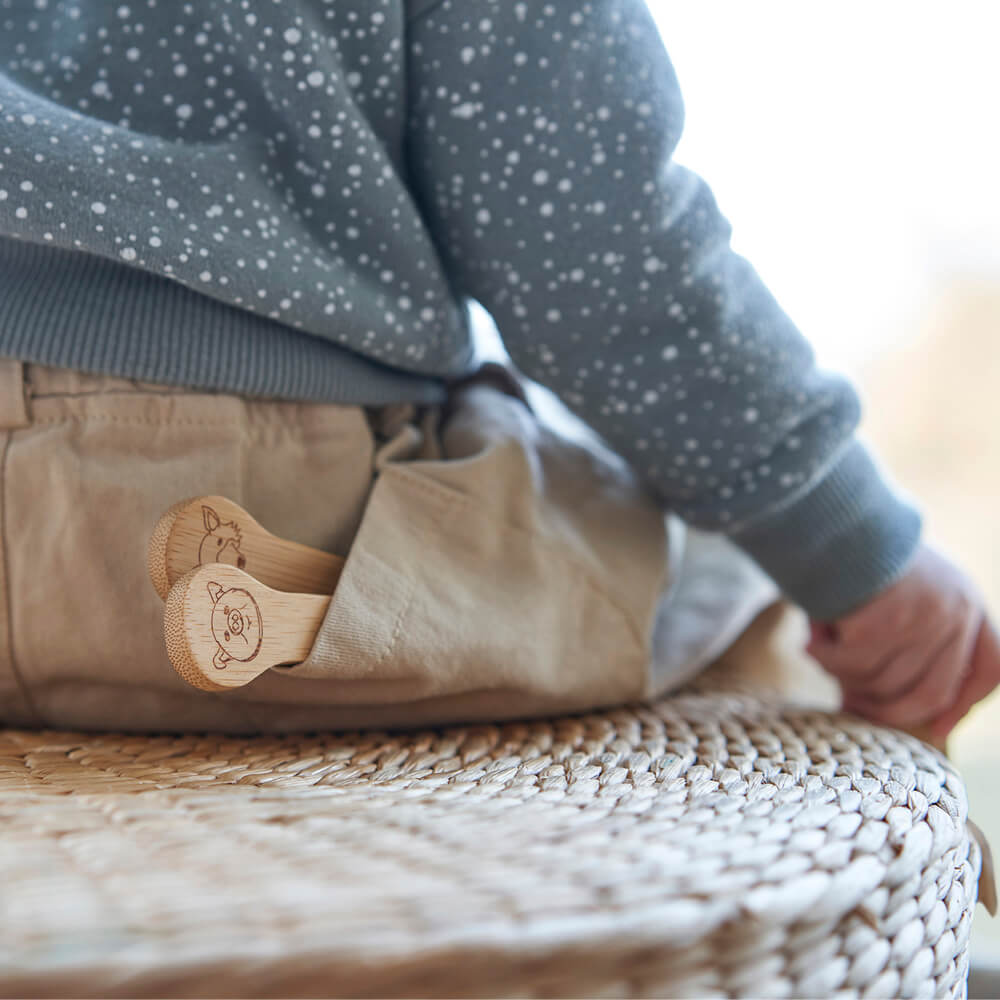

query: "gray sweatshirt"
left=0, top=0, right=920, bottom=620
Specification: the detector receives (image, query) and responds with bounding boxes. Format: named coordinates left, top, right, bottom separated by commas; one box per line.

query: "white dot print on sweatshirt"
left=0, top=0, right=470, bottom=365
left=402, top=0, right=862, bottom=531
left=0, top=0, right=862, bottom=538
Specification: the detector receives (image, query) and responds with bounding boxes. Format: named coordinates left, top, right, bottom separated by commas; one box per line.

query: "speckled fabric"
left=0, top=0, right=920, bottom=617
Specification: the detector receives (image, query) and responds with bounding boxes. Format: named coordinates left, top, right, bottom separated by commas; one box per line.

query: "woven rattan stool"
left=0, top=652, right=983, bottom=999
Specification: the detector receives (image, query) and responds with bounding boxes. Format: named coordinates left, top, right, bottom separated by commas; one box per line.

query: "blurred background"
left=649, top=0, right=1000, bottom=964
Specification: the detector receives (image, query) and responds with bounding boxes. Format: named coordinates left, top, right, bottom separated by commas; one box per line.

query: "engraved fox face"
left=207, top=581, right=263, bottom=670
left=198, top=505, right=247, bottom=570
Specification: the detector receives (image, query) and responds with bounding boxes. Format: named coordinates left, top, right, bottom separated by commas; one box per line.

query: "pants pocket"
left=263, top=384, right=672, bottom=723
left=5, top=380, right=375, bottom=732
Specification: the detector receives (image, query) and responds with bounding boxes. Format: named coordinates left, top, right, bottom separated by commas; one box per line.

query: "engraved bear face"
left=207, top=581, right=263, bottom=670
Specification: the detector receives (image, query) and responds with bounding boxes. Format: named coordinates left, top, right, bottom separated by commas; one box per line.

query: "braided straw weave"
left=0, top=676, right=980, bottom=998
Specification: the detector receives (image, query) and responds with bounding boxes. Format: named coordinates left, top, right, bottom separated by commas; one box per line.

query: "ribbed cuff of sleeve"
left=729, top=441, right=923, bottom=622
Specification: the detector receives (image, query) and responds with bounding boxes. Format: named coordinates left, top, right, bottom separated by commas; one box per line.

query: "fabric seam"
left=406, top=0, right=450, bottom=25
left=22, top=676, right=631, bottom=714
left=0, top=431, right=44, bottom=726
left=376, top=574, right=416, bottom=667
left=30, top=411, right=373, bottom=434
left=29, top=415, right=247, bottom=427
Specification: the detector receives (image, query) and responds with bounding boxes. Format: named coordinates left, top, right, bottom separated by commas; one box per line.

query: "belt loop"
left=0, top=359, right=30, bottom=430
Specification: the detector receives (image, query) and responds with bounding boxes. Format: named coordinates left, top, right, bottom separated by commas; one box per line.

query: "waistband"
left=0, top=237, right=449, bottom=408
left=0, top=358, right=530, bottom=434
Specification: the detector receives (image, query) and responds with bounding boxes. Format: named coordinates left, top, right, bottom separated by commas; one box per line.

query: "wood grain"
left=148, top=495, right=344, bottom=599
left=164, top=564, right=329, bottom=691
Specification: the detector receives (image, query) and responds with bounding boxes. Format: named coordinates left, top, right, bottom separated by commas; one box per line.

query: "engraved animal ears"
left=207, top=581, right=225, bottom=604
left=203, top=505, right=221, bottom=533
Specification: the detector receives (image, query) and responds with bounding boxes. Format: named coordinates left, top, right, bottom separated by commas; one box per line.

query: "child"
left=0, top=0, right=995, bottom=734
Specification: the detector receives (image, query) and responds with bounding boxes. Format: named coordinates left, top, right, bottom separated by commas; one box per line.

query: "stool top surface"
left=0, top=674, right=978, bottom=998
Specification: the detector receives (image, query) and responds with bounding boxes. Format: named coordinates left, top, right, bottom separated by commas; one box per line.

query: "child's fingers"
left=930, top=617, right=1000, bottom=741
left=829, top=617, right=977, bottom=729
left=840, top=642, right=967, bottom=728
left=806, top=624, right=892, bottom=681
left=809, top=622, right=839, bottom=646
left=857, top=618, right=974, bottom=702
left=807, top=629, right=927, bottom=690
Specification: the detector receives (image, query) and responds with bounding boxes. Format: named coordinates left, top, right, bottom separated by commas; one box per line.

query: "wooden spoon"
left=148, top=495, right=344, bottom=600
left=164, top=563, right=329, bottom=692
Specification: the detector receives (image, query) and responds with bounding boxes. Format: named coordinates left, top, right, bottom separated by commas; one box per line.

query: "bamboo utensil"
left=164, top=563, right=330, bottom=691
left=148, top=495, right=344, bottom=599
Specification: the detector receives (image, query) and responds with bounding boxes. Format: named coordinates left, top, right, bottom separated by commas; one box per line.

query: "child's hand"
left=807, top=544, right=1000, bottom=741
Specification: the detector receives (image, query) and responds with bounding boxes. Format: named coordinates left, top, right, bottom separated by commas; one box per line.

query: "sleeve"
left=404, top=0, right=921, bottom=621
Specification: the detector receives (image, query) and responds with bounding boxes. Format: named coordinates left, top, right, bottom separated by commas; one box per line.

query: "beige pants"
left=0, top=360, right=777, bottom=733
